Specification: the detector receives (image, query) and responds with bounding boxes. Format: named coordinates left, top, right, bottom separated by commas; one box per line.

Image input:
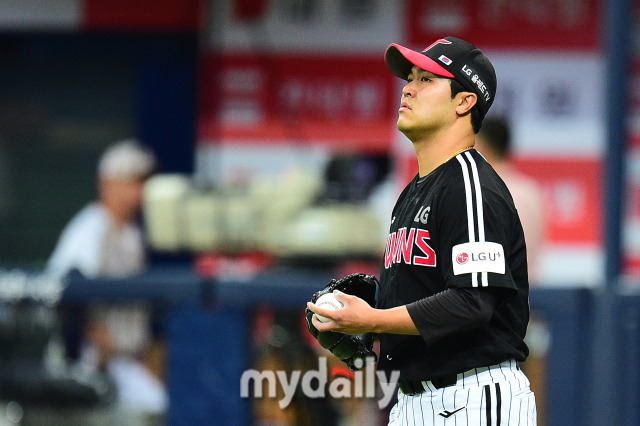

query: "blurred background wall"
left=2, top=0, right=638, bottom=284
left=0, top=0, right=198, bottom=267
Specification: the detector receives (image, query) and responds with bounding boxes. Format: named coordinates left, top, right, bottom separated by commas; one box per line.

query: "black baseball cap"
left=385, top=36, right=497, bottom=119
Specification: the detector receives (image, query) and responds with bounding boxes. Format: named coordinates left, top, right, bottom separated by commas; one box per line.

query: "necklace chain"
left=443, top=146, right=474, bottom=165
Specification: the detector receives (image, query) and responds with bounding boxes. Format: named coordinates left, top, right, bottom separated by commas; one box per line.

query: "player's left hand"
left=308, top=290, right=378, bottom=335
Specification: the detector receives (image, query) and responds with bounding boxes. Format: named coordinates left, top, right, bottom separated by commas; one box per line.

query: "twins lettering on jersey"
left=384, top=227, right=436, bottom=269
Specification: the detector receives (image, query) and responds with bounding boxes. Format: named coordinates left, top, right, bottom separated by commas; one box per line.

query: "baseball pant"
left=388, top=359, right=536, bottom=426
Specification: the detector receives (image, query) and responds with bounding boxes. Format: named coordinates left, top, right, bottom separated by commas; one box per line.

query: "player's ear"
left=455, top=92, right=477, bottom=116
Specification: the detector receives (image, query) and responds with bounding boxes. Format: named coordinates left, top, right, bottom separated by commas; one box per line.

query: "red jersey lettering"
left=384, top=232, right=397, bottom=269
left=395, top=227, right=415, bottom=264
left=414, top=229, right=436, bottom=267
left=384, top=227, right=436, bottom=268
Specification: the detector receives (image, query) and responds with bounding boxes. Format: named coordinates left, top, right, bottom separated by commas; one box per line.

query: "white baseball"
left=314, top=292, right=344, bottom=323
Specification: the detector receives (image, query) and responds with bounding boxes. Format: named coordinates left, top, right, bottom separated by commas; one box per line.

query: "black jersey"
left=377, top=149, right=530, bottom=381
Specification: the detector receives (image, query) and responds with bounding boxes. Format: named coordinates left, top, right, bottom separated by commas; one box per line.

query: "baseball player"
left=309, top=36, right=537, bottom=425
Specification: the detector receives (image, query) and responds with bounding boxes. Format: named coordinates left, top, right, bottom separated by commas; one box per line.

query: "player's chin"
left=396, top=116, right=413, bottom=133
left=397, top=121, right=421, bottom=141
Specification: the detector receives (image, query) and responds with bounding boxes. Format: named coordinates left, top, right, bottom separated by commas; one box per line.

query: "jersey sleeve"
left=435, top=155, right=519, bottom=291
left=406, top=287, right=497, bottom=345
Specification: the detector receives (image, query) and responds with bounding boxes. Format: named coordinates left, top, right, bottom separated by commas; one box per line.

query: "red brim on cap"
left=385, top=43, right=454, bottom=80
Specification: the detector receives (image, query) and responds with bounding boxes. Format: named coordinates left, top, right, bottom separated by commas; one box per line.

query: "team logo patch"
left=452, top=242, right=505, bottom=275
left=438, top=55, right=452, bottom=65
left=423, top=39, right=452, bottom=52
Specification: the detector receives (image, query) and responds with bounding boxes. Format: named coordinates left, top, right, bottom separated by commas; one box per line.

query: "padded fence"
left=15, top=269, right=632, bottom=425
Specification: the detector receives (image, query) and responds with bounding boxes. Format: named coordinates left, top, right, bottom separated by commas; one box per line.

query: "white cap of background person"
left=98, top=139, right=156, bottom=181
left=97, top=139, right=157, bottom=231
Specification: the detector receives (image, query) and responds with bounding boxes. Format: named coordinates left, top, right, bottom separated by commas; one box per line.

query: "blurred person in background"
left=46, top=139, right=167, bottom=416
left=475, top=118, right=546, bottom=281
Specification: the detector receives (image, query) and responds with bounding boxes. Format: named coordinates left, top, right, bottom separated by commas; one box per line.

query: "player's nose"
left=402, top=83, right=415, bottom=98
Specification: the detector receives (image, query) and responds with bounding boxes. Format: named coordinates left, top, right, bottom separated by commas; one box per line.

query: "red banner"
left=83, top=0, right=202, bottom=31
left=514, top=157, right=602, bottom=244
left=407, top=0, right=600, bottom=50
left=197, top=53, right=397, bottom=153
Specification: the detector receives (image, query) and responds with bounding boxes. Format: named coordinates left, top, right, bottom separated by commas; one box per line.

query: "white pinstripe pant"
left=388, top=360, right=537, bottom=426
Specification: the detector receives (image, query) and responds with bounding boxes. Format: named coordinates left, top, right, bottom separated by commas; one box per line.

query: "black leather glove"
left=305, top=273, right=378, bottom=371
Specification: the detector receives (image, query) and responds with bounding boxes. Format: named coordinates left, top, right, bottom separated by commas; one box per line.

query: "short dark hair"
left=477, top=117, right=511, bottom=158
left=450, top=79, right=483, bottom=134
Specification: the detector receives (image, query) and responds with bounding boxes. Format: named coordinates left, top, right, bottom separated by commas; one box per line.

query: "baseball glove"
left=305, top=273, right=379, bottom=371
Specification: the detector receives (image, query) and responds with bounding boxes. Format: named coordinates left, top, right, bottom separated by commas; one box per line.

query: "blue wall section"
left=167, top=307, right=250, bottom=426
left=530, top=288, right=592, bottom=426
left=136, top=39, right=197, bottom=175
